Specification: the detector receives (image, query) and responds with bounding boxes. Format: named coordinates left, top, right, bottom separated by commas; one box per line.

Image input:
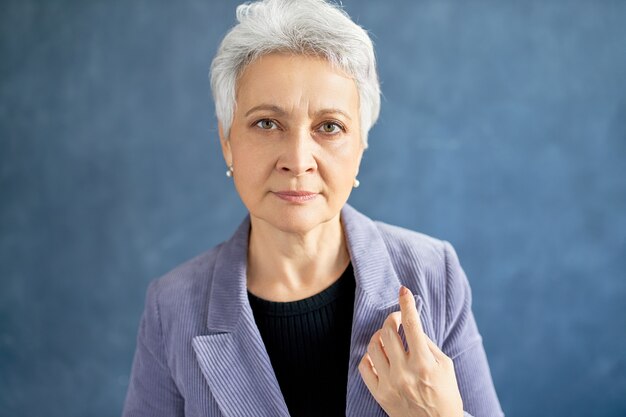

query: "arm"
left=442, top=241, right=504, bottom=417
left=122, top=280, right=185, bottom=417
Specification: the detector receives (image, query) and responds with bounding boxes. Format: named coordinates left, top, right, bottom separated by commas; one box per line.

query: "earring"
left=353, top=178, right=360, bottom=188
left=226, top=165, right=234, bottom=178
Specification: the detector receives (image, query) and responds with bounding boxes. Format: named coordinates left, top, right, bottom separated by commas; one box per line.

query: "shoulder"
left=149, top=243, right=223, bottom=299
left=373, top=220, right=447, bottom=263
left=373, top=220, right=462, bottom=282
left=143, top=243, right=224, bottom=333
left=372, top=220, right=470, bottom=341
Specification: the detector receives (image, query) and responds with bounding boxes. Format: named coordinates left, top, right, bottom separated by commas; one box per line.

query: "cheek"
left=324, top=149, right=360, bottom=186
left=232, top=146, right=274, bottom=187
left=337, top=145, right=362, bottom=173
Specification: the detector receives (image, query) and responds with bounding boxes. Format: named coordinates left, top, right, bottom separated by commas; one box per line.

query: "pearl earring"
left=353, top=178, right=360, bottom=188
left=226, top=165, right=234, bottom=178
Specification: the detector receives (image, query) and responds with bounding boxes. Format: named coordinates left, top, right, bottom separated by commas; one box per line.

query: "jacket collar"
left=205, top=203, right=401, bottom=332
left=193, top=203, right=408, bottom=417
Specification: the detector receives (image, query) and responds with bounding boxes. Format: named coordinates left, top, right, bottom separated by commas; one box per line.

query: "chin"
left=255, top=205, right=337, bottom=235
left=276, top=212, right=325, bottom=234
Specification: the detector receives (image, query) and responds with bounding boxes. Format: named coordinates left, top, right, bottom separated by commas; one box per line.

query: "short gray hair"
left=210, top=0, right=380, bottom=148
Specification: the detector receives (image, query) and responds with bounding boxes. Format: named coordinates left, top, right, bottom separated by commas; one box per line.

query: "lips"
left=273, top=190, right=318, bottom=203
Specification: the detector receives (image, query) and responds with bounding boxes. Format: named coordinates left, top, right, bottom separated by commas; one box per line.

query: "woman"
left=122, top=0, right=504, bottom=416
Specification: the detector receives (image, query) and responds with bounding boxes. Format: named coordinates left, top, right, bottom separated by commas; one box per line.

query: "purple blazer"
left=122, top=204, right=504, bottom=417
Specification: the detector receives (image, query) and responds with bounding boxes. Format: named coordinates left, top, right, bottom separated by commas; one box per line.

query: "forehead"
left=235, top=53, right=360, bottom=114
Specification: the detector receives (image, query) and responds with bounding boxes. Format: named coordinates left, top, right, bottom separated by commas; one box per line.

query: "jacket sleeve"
left=122, top=280, right=185, bottom=417
left=441, top=241, right=505, bottom=417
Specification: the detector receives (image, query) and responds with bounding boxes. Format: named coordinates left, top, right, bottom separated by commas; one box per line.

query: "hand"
left=358, top=286, right=464, bottom=417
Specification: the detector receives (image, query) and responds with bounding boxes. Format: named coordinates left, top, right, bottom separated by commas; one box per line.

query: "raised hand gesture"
left=358, top=286, right=464, bottom=417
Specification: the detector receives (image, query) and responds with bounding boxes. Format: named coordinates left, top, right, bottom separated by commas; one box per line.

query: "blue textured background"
left=1, top=1, right=625, bottom=416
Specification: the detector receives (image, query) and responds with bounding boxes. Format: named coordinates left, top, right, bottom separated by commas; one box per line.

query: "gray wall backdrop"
left=1, top=0, right=625, bottom=416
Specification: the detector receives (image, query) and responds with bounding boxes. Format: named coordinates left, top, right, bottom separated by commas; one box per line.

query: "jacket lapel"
left=192, top=315, right=290, bottom=417
left=192, top=217, right=290, bottom=417
left=341, top=205, right=424, bottom=416
left=191, top=204, right=424, bottom=417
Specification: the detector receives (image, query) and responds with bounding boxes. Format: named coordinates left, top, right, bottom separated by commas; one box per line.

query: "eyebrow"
left=244, top=104, right=353, bottom=121
left=245, top=104, right=287, bottom=117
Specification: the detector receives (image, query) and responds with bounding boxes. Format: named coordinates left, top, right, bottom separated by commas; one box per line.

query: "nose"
left=276, top=127, right=317, bottom=176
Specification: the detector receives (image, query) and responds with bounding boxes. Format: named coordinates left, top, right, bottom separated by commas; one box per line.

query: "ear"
left=218, top=121, right=232, bottom=166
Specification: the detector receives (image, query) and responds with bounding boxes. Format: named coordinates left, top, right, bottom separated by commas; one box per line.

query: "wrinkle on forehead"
left=235, top=53, right=359, bottom=122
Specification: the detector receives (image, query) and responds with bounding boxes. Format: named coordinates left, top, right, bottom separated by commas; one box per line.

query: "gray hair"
left=210, top=0, right=380, bottom=148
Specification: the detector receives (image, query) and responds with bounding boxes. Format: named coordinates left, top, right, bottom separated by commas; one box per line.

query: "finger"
left=424, top=335, right=452, bottom=366
left=367, top=330, right=390, bottom=377
left=399, top=286, right=432, bottom=361
left=380, top=312, right=407, bottom=364
left=358, top=353, right=379, bottom=393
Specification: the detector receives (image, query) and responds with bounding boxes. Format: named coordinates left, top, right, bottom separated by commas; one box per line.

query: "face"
left=219, top=53, right=364, bottom=235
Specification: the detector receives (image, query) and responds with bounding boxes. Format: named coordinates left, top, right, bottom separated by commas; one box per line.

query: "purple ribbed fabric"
left=122, top=204, right=504, bottom=417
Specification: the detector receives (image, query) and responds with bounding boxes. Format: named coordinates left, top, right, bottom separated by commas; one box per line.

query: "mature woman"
left=122, top=0, right=504, bottom=416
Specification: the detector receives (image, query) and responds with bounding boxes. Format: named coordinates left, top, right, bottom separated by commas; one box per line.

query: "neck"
left=246, top=212, right=350, bottom=301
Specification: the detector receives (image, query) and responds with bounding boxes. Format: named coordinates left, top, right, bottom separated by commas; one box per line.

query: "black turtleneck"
left=247, top=263, right=356, bottom=417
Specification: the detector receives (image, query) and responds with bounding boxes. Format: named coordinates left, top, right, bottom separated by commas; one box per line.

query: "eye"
left=255, top=119, right=278, bottom=130
left=318, top=122, right=344, bottom=135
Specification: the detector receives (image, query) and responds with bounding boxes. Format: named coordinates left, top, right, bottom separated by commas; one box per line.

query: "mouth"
left=273, top=190, right=318, bottom=203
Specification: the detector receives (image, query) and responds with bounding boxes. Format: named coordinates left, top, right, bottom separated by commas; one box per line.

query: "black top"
left=247, top=263, right=356, bottom=417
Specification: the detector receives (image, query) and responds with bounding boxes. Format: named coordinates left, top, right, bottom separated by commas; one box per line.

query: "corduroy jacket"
left=122, top=204, right=504, bottom=417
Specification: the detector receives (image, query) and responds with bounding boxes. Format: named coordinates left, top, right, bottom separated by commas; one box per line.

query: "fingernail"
left=399, top=285, right=408, bottom=297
